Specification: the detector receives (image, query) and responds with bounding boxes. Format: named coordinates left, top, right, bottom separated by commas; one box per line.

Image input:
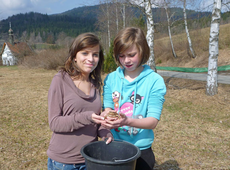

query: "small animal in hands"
left=104, top=111, right=123, bottom=120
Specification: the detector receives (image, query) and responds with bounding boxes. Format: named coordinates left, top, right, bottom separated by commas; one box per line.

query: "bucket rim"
left=80, top=140, right=141, bottom=165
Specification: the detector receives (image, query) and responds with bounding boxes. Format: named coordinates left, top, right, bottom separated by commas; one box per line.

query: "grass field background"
left=0, top=66, right=229, bottom=169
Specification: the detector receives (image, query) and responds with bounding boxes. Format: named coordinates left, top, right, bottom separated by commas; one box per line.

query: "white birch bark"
left=121, top=3, right=126, bottom=28
left=183, top=0, right=196, bottom=58
left=106, top=2, right=111, bottom=47
left=116, top=0, right=119, bottom=33
left=206, top=0, right=222, bottom=96
left=144, top=0, right=156, bottom=71
left=164, top=1, right=177, bottom=58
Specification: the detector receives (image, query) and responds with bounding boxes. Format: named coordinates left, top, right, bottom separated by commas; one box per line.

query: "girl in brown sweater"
left=47, top=33, right=112, bottom=170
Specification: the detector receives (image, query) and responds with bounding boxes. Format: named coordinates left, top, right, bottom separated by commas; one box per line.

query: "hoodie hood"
left=115, top=65, right=154, bottom=85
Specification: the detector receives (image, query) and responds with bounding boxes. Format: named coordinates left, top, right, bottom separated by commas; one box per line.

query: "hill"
left=0, top=12, right=97, bottom=40
left=0, top=4, right=213, bottom=42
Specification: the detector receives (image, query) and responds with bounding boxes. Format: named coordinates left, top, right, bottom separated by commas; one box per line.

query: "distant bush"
left=20, top=48, right=67, bottom=70
left=20, top=43, right=118, bottom=72
left=31, top=43, right=61, bottom=50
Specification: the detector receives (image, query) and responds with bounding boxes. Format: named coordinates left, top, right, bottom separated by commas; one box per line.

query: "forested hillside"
left=0, top=12, right=97, bottom=40
left=0, top=4, right=213, bottom=42
left=1, top=3, right=230, bottom=51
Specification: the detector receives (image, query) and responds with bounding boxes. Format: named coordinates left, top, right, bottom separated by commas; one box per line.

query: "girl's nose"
left=88, top=54, right=93, bottom=61
left=124, top=56, right=130, bottom=63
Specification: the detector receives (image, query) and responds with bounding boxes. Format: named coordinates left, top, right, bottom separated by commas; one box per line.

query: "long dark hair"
left=60, top=33, right=104, bottom=91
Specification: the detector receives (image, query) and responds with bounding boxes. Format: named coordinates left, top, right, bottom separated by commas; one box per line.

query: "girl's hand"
left=91, top=113, right=105, bottom=124
left=102, top=113, right=127, bottom=129
left=102, top=137, right=113, bottom=144
left=100, top=109, right=113, bottom=117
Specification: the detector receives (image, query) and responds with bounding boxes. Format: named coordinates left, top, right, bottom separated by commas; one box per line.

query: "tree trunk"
left=183, top=0, right=196, bottom=58
left=144, top=0, right=156, bottom=72
left=106, top=2, right=111, bottom=47
left=116, top=0, right=119, bottom=33
left=122, top=3, right=126, bottom=28
left=206, top=0, right=222, bottom=96
left=164, top=3, right=177, bottom=58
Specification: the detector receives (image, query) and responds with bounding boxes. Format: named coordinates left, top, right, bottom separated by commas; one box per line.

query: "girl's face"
left=118, top=45, right=141, bottom=73
left=75, top=45, right=100, bottom=77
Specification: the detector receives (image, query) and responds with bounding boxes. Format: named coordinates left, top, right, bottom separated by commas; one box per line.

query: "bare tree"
left=222, top=0, right=230, bottom=11
left=97, top=0, right=136, bottom=51
left=115, top=0, right=119, bottom=32
left=128, top=0, right=160, bottom=71
left=163, top=0, right=177, bottom=58
left=206, top=0, right=222, bottom=96
left=120, top=1, right=127, bottom=28
left=106, top=2, right=111, bottom=47
left=183, top=0, right=196, bottom=58
left=144, top=0, right=157, bottom=71
left=114, top=0, right=128, bottom=31
left=129, top=0, right=157, bottom=71
left=97, top=0, right=113, bottom=51
left=122, top=3, right=126, bottom=28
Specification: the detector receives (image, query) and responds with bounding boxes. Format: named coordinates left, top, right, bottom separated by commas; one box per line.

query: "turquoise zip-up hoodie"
left=103, top=65, right=166, bottom=150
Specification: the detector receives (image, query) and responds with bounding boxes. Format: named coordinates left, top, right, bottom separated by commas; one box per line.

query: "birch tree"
left=115, top=0, right=119, bottom=33
left=122, top=3, right=126, bottom=28
left=183, top=0, right=196, bottom=58
left=98, top=0, right=136, bottom=51
left=206, top=0, right=222, bottom=96
left=106, top=2, right=111, bottom=47
left=115, top=0, right=127, bottom=29
left=144, top=0, right=156, bottom=71
left=163, top=0, right=177, bottom=58
left=97, top=1, right=111, bottom=51
left=129, top=0, right=157, bottom=71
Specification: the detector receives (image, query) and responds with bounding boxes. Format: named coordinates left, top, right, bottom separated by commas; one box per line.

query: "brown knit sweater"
left=47, top=71, right=112, bottom=164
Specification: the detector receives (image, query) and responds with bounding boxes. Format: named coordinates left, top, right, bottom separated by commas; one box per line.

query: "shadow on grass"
left=154, top=160, right=182, bottom=170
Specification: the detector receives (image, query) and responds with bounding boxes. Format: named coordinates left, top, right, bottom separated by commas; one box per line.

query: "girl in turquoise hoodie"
left=102, top=27, right=166, bottom=170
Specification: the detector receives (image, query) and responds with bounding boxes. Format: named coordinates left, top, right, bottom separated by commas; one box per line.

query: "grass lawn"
left=0, top=66, right=229, bottom=169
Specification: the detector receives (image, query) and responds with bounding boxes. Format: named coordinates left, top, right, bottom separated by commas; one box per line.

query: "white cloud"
left=0, top=0, right=33, bottom=10
left=0, top=0, right=35, bottom=19
left=0, top=0, right=52, bottom=19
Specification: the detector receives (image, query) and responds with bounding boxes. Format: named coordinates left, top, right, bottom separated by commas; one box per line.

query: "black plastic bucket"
left=80, top=140, right=141, bottom=170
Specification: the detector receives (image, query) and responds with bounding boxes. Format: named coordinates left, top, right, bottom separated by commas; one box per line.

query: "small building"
left=1, top=23, right=33, bottom=66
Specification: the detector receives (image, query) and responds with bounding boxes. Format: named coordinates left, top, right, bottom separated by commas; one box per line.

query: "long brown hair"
left=113, top=27, right=149, bottom=67
left=60, top=33, right=104, bottom=91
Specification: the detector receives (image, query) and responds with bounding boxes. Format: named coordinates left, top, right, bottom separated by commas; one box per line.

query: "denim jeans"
left=47, top=158, right=86, bottom=170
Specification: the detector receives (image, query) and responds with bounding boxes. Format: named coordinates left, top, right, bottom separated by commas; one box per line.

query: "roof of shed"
left=1, top=42, right=33, bottom=57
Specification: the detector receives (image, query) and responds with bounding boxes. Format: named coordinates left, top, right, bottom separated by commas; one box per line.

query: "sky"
left=0, top=0, right=101, bottom=20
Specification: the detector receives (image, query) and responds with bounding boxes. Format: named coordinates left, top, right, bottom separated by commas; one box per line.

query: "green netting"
left=156, top=65, right=230, bottom=73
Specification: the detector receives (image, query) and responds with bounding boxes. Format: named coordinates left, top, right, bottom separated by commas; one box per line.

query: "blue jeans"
left=47, top=158, right=86, bottom=170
